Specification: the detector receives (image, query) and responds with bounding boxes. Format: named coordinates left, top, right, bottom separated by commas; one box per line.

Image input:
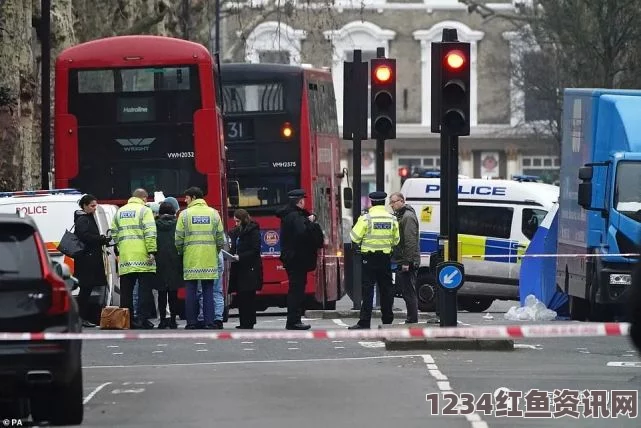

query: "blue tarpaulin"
left=519, top=203, right=569, bottom=312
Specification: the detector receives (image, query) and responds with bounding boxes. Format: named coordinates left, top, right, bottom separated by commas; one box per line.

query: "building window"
left=413, top=21, right=484, bottom=127
left=258, top=50, right=291, bottom=64
left=245, top=21, right=307, bottom=65
left=503, top=29, right=555, bottom=126
left=398, top=156, right=441, bottom=170
left=324, top=21, right=396, bottom=127
left=521, top=156, right=560, bottom=184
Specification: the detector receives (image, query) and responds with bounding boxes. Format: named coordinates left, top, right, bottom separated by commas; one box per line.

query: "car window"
left=459, top=205, right=514, bottom=239
left=0, top=223, right=42, bottom=279
left=522, top=208, right=547, bottom=240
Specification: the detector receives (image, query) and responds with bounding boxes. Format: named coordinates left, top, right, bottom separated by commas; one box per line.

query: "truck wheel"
left=459, top=297, right=493, bottom=313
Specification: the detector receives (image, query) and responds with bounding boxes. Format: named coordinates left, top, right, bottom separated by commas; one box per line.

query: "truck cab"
left=558, top=89, right=641, bottom=320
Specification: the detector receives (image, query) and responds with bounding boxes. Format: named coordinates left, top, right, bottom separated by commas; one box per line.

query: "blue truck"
left=557, top=89, right=641, bottom=321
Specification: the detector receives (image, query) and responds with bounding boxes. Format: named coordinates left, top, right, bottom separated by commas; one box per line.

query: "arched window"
left=324, top=21, right=396, bottom=126
left=245, top=21, right=307, bottom=65
left=413, top=21, right=484, bottom=127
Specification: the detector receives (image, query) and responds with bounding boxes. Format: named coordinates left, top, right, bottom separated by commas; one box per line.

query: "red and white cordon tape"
left=0, top=322, right=630, bottom=341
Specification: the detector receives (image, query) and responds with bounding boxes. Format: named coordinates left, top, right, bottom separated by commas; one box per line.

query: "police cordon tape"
left=0, top=322, right=630, bottom=341
left=462, top=253, right=640, bottom=259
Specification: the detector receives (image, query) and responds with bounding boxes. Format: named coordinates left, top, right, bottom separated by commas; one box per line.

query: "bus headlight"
left=609, top=274, right=631, bottom=285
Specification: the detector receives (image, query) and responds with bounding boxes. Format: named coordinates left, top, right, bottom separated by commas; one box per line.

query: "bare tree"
left=461, top=0, right=641, bottom=144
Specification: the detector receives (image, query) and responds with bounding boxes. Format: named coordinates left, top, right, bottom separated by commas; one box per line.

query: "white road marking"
left=196, top=349, right=208, bottom=352
left=156, top=344, right=167, bottom=347
left=334, top=346, right=345, bottom=349
left=457, top=321, right=472, bottom=326
left=358, top=341, right=385, bottom=348
left=287, top=341, right=298, bottom=344
left=112, top=352, right=123, bottom=355
left=111, top=388, right=145, bottom=394
left=332, top=340, right=343, bottom=343
left=332, top=319, right=350, bottom=328
left=241, top=341, right=254, bottom=344
left=514, top=344, right=543, bottom=350
left=287, top=347, right=300, bottom=350
left=195, top=342, right=206, bottom=345
left=83, top=382, right=112, bottom=405
left=421, top=354, right=489, bottom=428
left=243, top=348, right=255, bottom=351
left=84, top=355, right=420, bottom=369
left=107, top=345, right=119, bottom=348
left=152, top=350, right=163, bottom=354
left=607, top=361, right=641, bottom=368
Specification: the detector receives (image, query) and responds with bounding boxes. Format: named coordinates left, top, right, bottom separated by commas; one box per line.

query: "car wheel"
left=32, top=368, right=83, bottom=426
left=459, top=297, right=493, bottom=313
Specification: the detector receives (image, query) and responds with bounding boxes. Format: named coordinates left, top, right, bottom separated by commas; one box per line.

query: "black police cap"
left=368, top=191, right=387, bottom=202
left=288, top=189, right=306, bottom=199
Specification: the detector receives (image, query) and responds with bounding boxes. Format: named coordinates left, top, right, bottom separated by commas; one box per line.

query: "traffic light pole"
left=375, top=138, right=385, bottom=191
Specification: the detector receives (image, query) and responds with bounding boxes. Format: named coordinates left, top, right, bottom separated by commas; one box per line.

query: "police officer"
left=111, top=188, right=157, bottom=329
left=277, top=189, right=324, bottom=330
left=348, top=191, right=400, bottom=329
left=175, top=186, right=226, bottom=329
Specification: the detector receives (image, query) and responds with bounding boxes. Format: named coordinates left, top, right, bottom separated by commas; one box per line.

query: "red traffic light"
left=444, top=50, right=466, bottom=70
left=374, top=65, right=392, bottom=83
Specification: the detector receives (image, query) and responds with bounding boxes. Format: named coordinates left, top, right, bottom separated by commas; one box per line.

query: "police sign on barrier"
left=437, top=261, right=464, bottom=291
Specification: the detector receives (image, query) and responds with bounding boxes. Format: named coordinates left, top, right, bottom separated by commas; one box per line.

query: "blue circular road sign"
left=438, top=264, right=463, bottom=290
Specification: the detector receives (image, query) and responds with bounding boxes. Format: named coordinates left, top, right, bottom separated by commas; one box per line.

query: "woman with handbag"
left=73, top=194, right=110, bottom=328
left=229, top=209, right=263, bottom=329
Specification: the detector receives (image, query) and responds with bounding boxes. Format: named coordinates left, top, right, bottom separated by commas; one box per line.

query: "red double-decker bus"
left=220, top=63, right=351, bottom=311
left=54, top=35, right=226, bottom=212
left=53, top=36, right=228, bottom=316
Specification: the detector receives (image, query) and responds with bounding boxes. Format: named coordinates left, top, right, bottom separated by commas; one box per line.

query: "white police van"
left=0, top=189, right=120, bottom=320
left=400, top=176, right=559, bottom=312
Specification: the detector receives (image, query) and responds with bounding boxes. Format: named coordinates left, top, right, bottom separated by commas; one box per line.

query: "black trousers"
left=358, top=252, right=395, bottom=327
left=396, top=269, right=419, bottom=323
left=77, top=285, right=94, bottom=320
left=237, top=290, right=257, bottom=327
left=286, top=269, right=307, bottom=325
left=158, top=290, right=179, bottom=320
left=120, top=273, right=154, bottom=323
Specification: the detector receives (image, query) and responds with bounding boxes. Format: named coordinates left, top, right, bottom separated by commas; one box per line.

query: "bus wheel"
left=459, top=297, right=493, bottom=313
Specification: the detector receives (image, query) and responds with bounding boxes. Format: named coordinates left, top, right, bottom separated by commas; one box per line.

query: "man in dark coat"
left=229, top=210, right=263, bottom=329
left=154, top=202, right=182, bottom=329
left=389, top=192, right=421, bottom=324
left=277, top=189, right=324, bottom=330
left=73, top=194, right=110, bottom=327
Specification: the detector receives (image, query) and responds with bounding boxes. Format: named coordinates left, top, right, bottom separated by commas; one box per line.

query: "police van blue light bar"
left=0, top=188, right=82, bottom=198
left=512, top=175, right=540, bottom=183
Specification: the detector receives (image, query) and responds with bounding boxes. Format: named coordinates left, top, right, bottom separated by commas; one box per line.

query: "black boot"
left=157, top=318, right=169, bottom=329
left=169, top=316, right=178, bottom=329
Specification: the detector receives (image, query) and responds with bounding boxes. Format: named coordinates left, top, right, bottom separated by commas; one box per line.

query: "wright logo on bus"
left=420, top=231, right=526, bottom=264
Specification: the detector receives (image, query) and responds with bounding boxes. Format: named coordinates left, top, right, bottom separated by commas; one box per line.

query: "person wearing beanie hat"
left=164, top=197, right=180, bottom=212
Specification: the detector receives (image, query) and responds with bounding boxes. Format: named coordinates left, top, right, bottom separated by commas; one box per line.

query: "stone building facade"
left=222, top=0, right=559, bottom=206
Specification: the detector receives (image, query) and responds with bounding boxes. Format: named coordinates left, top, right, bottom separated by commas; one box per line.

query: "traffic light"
left=433, top=42, right=470, bottom=136
left=370, top=58, right=396, bottom=140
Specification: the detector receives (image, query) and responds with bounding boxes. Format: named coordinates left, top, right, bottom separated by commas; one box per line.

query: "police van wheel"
left=459, top=297, right=493, bottom=313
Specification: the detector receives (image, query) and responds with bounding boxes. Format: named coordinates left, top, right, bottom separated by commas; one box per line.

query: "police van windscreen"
left=67, top=65, right=206, bottom=200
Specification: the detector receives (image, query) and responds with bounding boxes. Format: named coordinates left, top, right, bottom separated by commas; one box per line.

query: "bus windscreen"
left=67, top=65, right=206, bottom=199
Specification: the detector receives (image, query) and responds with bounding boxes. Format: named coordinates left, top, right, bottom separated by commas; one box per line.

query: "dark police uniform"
left=277, top=189, right=324, bottom=330
left=348, top=191, right=400, bottom=329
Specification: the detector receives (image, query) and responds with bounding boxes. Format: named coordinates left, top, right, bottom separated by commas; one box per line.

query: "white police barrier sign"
left=437, top=261, right=464, bottom=291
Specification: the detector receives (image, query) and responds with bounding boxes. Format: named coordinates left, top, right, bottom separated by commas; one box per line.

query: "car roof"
left=0, top=212, right=38, bottom=228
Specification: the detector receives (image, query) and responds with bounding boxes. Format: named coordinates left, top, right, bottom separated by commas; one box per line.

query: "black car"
left=0, top=212, right=83, bottom=425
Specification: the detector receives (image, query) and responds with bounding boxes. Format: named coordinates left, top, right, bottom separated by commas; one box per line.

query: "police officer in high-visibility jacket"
left=111, top=188, right=157, bottom=329
left=175, top=186, right=226, bottom=329
left=348, top=191, right=400, bottom=329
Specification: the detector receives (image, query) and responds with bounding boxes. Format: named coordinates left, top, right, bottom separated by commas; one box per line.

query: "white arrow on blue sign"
left=438, top=264, right=463, bottom=289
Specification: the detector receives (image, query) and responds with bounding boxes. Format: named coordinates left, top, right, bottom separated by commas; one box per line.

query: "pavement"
left=23, top=298, right=641, bottom=427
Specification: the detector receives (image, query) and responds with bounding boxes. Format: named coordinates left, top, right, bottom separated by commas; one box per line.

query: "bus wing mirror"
left=343, top=187, right=353, bottom=210
left=228, top=180, right=240, bottom=206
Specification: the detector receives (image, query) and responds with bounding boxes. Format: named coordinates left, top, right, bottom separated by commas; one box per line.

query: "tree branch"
left=120, top=0, right=170, bottom=35
left=222, top=0, right=280, bottom=60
